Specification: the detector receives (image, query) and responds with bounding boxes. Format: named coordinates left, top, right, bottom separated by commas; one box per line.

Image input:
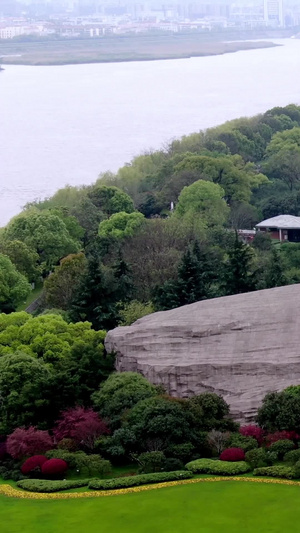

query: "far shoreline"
left=0, top=38, right=279, bottom=67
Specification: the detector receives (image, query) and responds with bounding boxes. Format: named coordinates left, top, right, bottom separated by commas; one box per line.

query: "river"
left=0, top=38, right=299, bottom=226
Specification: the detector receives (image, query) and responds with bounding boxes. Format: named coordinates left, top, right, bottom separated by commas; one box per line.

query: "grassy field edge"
left=2, top=475, right=300, bottom=499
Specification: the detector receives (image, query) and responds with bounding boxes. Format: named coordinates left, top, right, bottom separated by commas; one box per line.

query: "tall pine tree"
left=264, top=247, right=287, bottom=289
left=69, top=253, right=117, bottom=330
left=154, top=241, right=214, bottom=310
left=222, top=235, right=257, bottom=296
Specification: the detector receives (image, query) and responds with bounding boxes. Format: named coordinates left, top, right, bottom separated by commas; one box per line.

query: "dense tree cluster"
left=1, top=105, right=300, bottom=482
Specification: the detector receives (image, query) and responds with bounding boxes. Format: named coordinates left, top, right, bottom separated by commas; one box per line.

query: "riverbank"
left=0, top=35, right=278, bottom=66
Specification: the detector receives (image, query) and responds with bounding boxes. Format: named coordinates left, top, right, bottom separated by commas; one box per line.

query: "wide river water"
left=0, top=38, right=300, bottom=226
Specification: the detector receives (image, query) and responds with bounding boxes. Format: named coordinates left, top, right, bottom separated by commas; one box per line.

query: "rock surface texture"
left=105, top=285, right=300, bottom=422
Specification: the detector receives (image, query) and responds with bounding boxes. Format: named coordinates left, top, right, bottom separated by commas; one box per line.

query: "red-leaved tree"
left=7, top=427, right=53, bottom=459
left=53, top=407, right=109, bottom=451
left=239, top=425, right=264, bottom=445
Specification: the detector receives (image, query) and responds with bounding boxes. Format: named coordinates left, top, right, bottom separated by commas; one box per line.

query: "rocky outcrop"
left=105, top=285, right=300, bottom=422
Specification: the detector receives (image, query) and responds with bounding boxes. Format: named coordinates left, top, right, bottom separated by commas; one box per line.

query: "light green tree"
left=4, top=211, right=80, bottom=271
left=44, top=253, right=87, bottom=310
left=88, top=185, right=134, bottom=216
left=98, top=211, right=145, bottom=239
left=0, top=239, right=40, bottom=282
left=174, top=154, right=268, bottom=204
left=174, top=180, right=229, bottom=227
left=0, top=254, right=31, bottom=312
left=118, top=300, right=154, bottom=326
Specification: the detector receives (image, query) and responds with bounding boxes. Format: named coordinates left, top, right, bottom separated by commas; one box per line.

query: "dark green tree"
left=69, top=253, right=117, bottom=331
left=222, top=236, right=257, bottom=295
left=264, top=248, right=287, bottom=289
left=113, top=252, right=134, bottom=304
left=0, top=353, right=52, bottom=434
left=257, top=387, right=300, bottom=433
left=154, top=242, right=214, bottom=310
left=92, top=372, right=158, bottom=430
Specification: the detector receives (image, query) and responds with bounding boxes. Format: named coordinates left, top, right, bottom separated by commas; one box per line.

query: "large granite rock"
left=105, top=285, right=300, bottom=422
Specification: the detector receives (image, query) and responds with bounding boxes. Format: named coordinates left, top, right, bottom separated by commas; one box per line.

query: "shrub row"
left=253, top=466, right=295, bottom=480
left=17, top=479, right=90, bottom=493
left=185, top=459, right=251, bottom=475
left=88, top=470, right=192, bottom=490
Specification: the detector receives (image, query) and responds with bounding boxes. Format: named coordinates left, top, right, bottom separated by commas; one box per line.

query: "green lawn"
left=0, top=480, right=299, bottom=533
left=16, top=283, right=43, bottom=312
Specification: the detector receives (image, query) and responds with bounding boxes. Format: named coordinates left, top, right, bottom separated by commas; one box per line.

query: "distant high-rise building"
left=264, top=0, right=284, bottom=25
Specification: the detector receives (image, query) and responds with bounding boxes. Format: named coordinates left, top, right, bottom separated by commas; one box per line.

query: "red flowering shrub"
left=220, top=447, right=245, bottom=462
left=239, top=425, right=264, bottom=445
left=21, top=455, right=48, bottom=475
left=265, top=431, right=300, bottom=446
left=41, top=459, right=68, bottom=477
left=7, top=427, right=53, bottom=459
left=54, top=407, right=109, bottom=450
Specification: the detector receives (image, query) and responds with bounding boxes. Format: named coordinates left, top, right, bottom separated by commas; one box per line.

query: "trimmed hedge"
left=17, top=479, right=90, bottom=493
left=88, top=471, right=192, bottom=490
left=253, top=466, right=295, bottom=480
left=186, top=459, right=251, bottom=475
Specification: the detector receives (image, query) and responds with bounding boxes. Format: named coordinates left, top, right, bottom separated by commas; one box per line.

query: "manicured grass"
left=16, top=283, right=43, bottom=312
left=0, top=480, right=300, bottom=533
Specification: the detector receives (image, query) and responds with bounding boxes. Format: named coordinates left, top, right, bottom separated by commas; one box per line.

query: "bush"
left=228, top=434, right=258, bottom=452
left=166, top=443, right=195, bottom=464
left=253, top=466, right=295, bottom=480
left=162, top=458, right=184, bottom=472
left=45, top=450, right=110, bottom=476
left=17, top=479, right=90, bottom=493
left=45, top=449, right=78, bottom=468
left=41, top=458, right=68, bottom=478
left=266, top=451, right=278, bottom=465
left=137, top=452, right=165, bottom=473
left=21, top=455, right=48, bottom=475
left=294, top=460, right=300, bottom=478
left=265, top=431, right=299, bottom=445
left=0, top=458, right=26, bottom=481
left=185, top=459, right=251, bottom=475
left=88, top=471, right=193, bottom=490
left=57, top=438, right=78, bottom=451
left=245, top=448, right=268, bottom=469
left=245, top=448, right=277, bottom=469
left=269, top=439, right=294, bottom=459
left=284, top=449, right=300, bottom=465
left=239, top=425, right=264, bottom=444
left=220, top=448, right=245, bottom=462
